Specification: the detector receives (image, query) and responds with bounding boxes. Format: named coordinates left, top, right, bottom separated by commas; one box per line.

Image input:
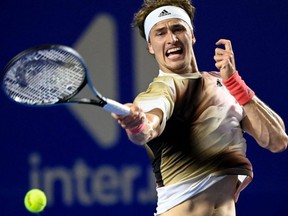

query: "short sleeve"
left=134, top=76, right=176, bottom=134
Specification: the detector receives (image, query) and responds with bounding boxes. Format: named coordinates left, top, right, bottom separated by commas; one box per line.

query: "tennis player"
left=112, top=0, right=288, bottom=215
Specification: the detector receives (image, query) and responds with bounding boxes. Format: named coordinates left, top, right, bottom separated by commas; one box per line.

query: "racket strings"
left=4, top=49, right=86, bottom=105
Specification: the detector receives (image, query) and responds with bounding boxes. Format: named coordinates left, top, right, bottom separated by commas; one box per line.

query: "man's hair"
left=133, top=0, right=196, bottom=40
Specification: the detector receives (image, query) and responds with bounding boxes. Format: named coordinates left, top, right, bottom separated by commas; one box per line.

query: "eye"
left=155, top=30, right=166, bottom=37
left=173, top=26, right=185, bottom=33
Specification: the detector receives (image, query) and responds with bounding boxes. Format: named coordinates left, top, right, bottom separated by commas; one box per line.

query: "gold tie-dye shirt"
left=134, top=71, right=253, bottom=187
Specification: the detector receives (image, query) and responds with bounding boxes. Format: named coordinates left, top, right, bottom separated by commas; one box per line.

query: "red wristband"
left=128, top=122, right=145, bottom=134
left=223, top=71, right=255, bottom=105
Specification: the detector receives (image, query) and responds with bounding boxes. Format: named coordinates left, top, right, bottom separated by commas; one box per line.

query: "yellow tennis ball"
left=24, top=189, right=47, bottom=213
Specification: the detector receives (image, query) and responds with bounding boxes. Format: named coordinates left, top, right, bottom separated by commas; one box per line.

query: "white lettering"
left=121, top=166, right=141, bottom=204
left=74, top=160, right=93, bottom=206
left=28, top=153, right=156, bottom=207
left=92, top=165, right=120, bottom=205
left=44, top=167, right=74, bottom=206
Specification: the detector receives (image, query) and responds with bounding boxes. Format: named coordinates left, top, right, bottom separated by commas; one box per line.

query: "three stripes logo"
left=158, top=9, right=171, bottom=17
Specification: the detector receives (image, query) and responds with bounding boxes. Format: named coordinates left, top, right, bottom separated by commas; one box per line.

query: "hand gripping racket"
left=0, top=45, right=130, bottom=115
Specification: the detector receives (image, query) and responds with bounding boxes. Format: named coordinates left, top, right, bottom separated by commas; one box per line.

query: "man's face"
left=148, top=18, right=195, bottom=74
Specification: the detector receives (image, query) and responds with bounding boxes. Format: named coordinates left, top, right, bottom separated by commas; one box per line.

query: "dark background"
left=0, top=1, right=287, bottom=216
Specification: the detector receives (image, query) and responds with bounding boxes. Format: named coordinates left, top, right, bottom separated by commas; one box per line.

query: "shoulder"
left=136, top=75, right=176, bottom=100
left=153, top=75, right=175, bottom=87
left=200, top=71, right=221, bottom=79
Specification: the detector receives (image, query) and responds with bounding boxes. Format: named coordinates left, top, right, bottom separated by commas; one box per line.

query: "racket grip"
left=104, top=98, right=130, bottom=116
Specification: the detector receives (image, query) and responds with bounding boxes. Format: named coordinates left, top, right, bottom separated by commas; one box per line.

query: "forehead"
left=151, top=18, right=189, bottom=31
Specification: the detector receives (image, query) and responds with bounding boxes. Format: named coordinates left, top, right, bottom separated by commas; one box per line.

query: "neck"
left=191, top=52, right=199, bottom=72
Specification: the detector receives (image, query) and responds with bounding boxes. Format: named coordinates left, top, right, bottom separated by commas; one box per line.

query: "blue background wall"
left=0, top=1, right=288, bottom=215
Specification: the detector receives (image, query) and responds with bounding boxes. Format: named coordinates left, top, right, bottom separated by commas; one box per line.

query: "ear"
left=148, top=42, right=155, bottom=55
left=192, top=33, right=196, bottom=45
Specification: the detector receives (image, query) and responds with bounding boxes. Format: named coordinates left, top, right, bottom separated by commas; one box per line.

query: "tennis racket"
left=0, top=44, right=130, bottom=115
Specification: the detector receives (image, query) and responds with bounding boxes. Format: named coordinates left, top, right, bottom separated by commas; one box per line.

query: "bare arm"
left=242, top=97, right=288, bottom=152
left=111, top=104, right=163, bottom=145
left=214, top=39, right=288, bottom=152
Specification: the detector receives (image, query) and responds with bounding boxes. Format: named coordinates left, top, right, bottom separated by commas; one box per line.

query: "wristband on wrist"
left=223, top=71, right=255, bottom=106
left=128, top=122, right=145, bottom=134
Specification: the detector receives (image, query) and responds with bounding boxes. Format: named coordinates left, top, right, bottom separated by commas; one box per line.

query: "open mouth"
left=166, top=47, right=183, bottom=57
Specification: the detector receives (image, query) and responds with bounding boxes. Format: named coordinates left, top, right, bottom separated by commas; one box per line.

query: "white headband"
left=144, top=6, right=193, bottom=41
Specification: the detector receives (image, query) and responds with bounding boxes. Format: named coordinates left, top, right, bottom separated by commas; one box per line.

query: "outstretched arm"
left=214, top=39, right=288, bottom=152
left=111, top=104, right=163, bottom=145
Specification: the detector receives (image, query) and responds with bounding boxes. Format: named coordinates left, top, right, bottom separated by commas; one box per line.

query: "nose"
left=167, top=31, right=178, bottom=43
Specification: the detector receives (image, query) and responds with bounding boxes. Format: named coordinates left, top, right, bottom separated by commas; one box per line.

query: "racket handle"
left=104, top=98, right=130, bottom=116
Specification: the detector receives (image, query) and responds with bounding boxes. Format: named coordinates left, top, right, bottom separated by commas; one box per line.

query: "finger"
left=215, top=46, right=232, bottom=54
left=214, top=53, right=233, bottom=64
left=119, top=111, right=145, bottom=129
left=215, top=47, right=224, bottom=55
left=216, top=39, right=233, bottom=53
left=214, top=47, right=233, bottom=58
left=122, top=117, right=144, bottom=130
left=111, top=112, right=118, bottom=119
left=217, top=39, right=236, bottom=68
left=215, top=59, right=230, bottom=70
left=215, top=60, right=227, bottom=71
left=214, top=52, right=232, bottom=61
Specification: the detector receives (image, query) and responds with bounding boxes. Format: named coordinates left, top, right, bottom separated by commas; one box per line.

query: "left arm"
left=241, top=97, right=287, bottom=152
left=214, top=39, right=288, bottom=152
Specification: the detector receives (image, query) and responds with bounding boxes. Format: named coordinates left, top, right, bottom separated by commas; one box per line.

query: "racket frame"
left=1, top=45, right=130, bottom=115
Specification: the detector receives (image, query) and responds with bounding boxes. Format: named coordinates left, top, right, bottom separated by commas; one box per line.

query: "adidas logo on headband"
left=158, top=9, right=171, bottom=17
left=144, top=6, right=193, bottom=41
